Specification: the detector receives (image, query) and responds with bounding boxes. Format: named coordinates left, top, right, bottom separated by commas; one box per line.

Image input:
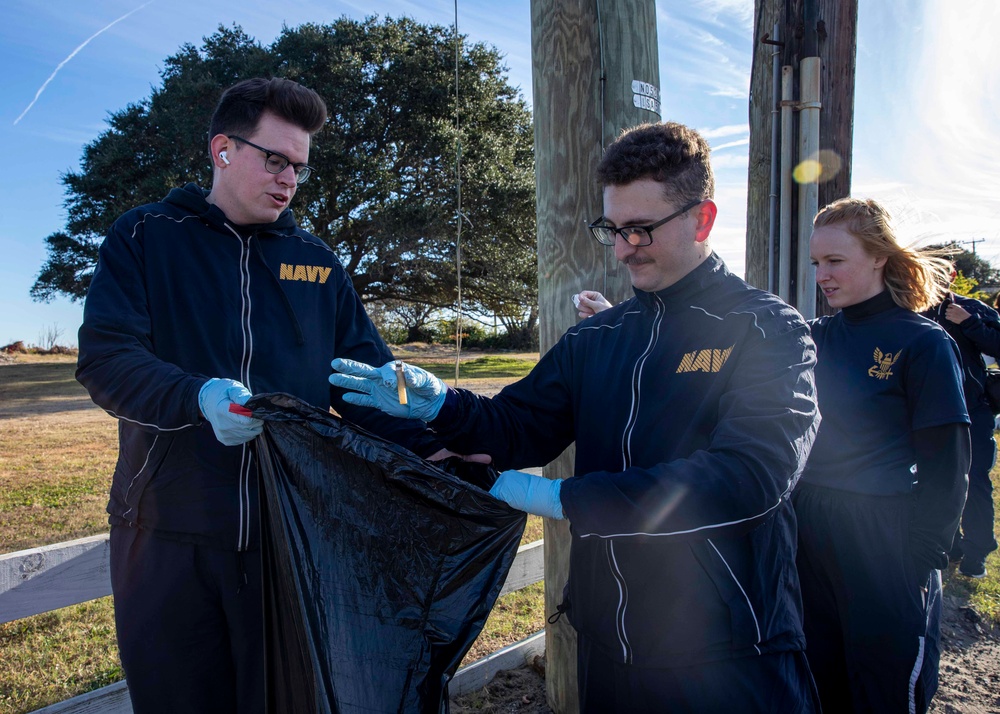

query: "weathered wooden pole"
left=530, top=1, right=660, bottom=711
left=746, top=0, right=858, bottom=317
left=746, top=0, right=784, bottom=292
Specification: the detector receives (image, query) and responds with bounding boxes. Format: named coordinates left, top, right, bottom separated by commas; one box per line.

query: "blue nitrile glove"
left=198, top=378, right=263, bottom=446
left=489, top=470, right=565, bottom=520
left=329, top=358, right=446, bottom=421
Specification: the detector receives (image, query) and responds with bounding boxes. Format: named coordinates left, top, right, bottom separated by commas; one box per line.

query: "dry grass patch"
left=461, top=582, right=545, bottom=666
left=0, top=360, right=116, bottom=552
left=0, top=410, right=116, bottom=553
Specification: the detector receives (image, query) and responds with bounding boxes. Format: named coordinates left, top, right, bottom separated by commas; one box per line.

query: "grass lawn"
left=0, top=353, right=544, bottom=713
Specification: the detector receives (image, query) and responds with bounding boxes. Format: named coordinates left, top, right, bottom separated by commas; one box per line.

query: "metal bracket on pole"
left=779, top=100, right=822, bottom=111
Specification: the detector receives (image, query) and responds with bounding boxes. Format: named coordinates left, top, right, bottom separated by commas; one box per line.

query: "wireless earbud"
left=219, top=151, right=230, bottom=165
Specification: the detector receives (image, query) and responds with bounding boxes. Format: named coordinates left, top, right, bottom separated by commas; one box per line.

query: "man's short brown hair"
left=208, top=77, right=327, bottom=142
left=597, top=122, right=714, bottom=205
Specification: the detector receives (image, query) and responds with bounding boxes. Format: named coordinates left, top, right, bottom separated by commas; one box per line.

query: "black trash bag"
left=246, top=393, right=527, bottom=714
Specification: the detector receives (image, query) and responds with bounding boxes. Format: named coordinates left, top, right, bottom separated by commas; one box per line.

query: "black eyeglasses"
left=228, top=136, right=315, bottom=183
left=588, top=199, right=704, bottom=246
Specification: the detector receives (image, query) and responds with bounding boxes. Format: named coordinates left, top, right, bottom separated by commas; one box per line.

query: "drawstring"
left=236, top=551, right=248, bottom=595
left=251, top=236, right=306, bottom=346
left=547, top=599, right=570, bottom=625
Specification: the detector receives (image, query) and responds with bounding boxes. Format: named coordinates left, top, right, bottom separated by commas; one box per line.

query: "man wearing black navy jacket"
left=924, top=289, right=1000, bottom=578
left=77, top=77, right=449, bottom=714
left=331, top=122, right=823, bottom=712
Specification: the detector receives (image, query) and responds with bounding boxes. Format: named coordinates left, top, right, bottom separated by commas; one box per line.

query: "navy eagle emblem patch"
left=867, top=347, right=901, bottom=380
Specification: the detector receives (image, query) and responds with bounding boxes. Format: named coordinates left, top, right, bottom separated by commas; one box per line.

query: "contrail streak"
left=13, top=0, right=154, bottom=125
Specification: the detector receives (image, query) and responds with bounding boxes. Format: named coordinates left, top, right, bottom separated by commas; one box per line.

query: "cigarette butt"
left=394, top=361, right=408, bottom=405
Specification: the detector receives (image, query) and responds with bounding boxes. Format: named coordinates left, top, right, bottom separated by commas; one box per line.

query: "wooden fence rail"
left=1, top=536, right=546, bottom=713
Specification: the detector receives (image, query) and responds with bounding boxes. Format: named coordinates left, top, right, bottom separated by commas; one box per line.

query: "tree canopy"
left=32, top=18, right=538, bottom=339
left=928, top=241, right=1000, bottom=287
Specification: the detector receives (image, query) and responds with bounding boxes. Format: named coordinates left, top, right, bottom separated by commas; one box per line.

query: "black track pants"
left=794, top=483, right=942, bottom=714
left=109, top=525, right=264, bottom=714
left=576, top=634, right=819, bottom=713
left=953, top=406, right=998, bottom=564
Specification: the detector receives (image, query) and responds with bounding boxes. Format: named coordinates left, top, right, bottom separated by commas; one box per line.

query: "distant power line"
left=960, top=237, right=986, bottom=255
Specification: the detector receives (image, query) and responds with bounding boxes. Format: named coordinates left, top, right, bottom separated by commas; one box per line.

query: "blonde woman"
left=797, top=197, right=970, bottom=713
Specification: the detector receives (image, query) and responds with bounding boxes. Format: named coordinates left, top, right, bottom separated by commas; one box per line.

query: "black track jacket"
left=923, top=292, right=1000, bottom=410
left=78, top=184, right=439, bottom=551
left=430, top=254, right=820, bottom=667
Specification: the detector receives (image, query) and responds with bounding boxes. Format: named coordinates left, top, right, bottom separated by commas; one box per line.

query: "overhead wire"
left=453, top=0, right=464, bottom=386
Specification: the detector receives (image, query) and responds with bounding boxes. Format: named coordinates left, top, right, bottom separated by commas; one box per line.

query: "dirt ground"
left=451, top=656, right=551, bottom=714
left=930, top=592, right=1000, bottom=713
left=451, top=589, right=1000, bottom=713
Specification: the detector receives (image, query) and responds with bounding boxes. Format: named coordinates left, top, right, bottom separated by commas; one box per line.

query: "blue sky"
left=2, top=0, right=998, bottom=346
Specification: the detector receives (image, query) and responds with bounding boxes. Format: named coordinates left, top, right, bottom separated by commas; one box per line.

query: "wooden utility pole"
left=530, top=1, right=659, bottom=710
left=746, top=0, right=858, bottom=317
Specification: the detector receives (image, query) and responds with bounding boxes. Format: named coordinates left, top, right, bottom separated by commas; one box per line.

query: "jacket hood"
left=164, top=183, right=299, bottom=234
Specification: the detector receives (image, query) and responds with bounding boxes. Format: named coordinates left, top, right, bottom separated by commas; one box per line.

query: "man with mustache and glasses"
left=330, top=122, right=823, bottom=712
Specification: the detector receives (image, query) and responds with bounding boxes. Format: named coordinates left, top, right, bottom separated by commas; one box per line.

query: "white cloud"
left=853, top=1, right=1000, bottom=268
left=657, top=6, right=752, bottom=103
left=709, top=153, right=749, bottom=171
left=909, top=2, right=1000, bottom=197
left=699, top=124, right=748, bottom=139
left=848, top=178, right=911, bottom=196
left=682, top=0, right=754, bottom=29
left=710, top=138, right=749, bottom=152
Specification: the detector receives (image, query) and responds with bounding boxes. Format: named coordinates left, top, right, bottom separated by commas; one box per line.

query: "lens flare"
left=793, top=150, right=844, bottom=185
left=645, top=483, right=689, bottom=532
left=793, top=159, right=823, bottom=184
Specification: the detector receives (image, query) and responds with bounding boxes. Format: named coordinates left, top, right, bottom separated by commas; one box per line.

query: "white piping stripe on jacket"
left=228, top=223, right=253, bottom=392
left=568, top=310, right=642, bottom=337
left=579, top=486, right=789, bottom=540
left=128, top=212, right=201, bottom=241
left=607, top=541, right=633, bottom=663
left=239, top=444, right=252, bottom=551
left=688, top=305, right=767, bottom=339
left=227, top=223, right=255, bottom=552
left=708, top=538, right=762, bottom=654
left=105, top=410, right=196, bottom=431
left=122, top=436, right=158, bottom=518
left=621, top=297, right=663, bottom=471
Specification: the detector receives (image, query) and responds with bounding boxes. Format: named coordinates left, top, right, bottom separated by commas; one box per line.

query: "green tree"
left=950, top=271, right=990, bottom=303
left=927, top=242, right=1000, bottom=287
left=31, top=18, right=537, bottom=331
